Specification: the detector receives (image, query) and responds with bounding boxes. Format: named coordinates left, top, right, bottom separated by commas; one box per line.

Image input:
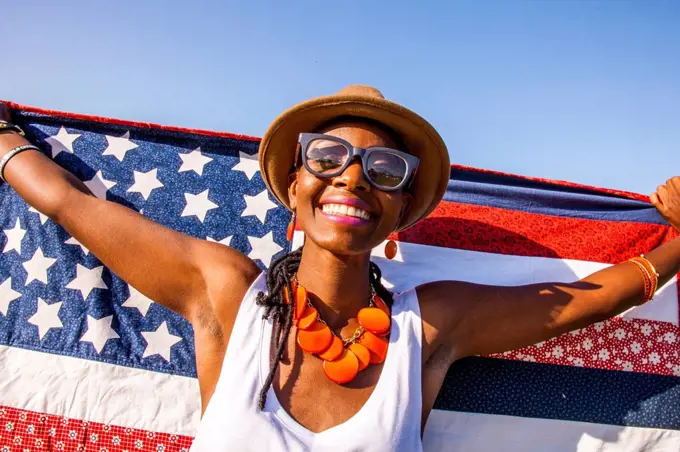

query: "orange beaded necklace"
left=285, top=277, right=391, bottom=384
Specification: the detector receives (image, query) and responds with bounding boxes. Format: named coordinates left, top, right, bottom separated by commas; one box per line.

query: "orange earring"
left=286, top=212, right=296, bottom=242
left=384, top=240, right=397, bottom=260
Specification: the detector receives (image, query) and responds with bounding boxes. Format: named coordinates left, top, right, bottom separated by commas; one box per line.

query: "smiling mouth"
left=320, top=203, right=372, bottom=220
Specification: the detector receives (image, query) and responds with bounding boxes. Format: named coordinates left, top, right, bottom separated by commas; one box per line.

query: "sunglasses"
left=298, top=133, right=419, bottom=191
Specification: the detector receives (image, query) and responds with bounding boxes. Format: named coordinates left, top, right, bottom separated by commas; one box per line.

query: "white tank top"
left=190, top=272, right=424, bottom=452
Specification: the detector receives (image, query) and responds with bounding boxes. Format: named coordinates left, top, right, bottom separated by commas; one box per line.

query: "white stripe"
left=293, top=233, right=678, bottom=324
left=0, top=345, right=201, bottom=435
left=423, top=409, right=680, bottom=451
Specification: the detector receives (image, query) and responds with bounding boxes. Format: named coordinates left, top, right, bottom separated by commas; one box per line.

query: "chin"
left=305, top=228, right=379, bottom=256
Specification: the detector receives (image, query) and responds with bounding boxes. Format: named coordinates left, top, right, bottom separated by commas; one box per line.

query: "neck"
left=296, top=240, right=373, bottom=328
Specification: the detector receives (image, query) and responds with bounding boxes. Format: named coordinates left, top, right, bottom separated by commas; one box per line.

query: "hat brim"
left=258, top=93, right=450, bottom=231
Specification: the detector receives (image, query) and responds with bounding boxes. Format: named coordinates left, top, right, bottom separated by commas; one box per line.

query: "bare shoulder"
left=191, top=241, right=262, bottom=336
left=416, top=280, right=484, bottom=332
left=415, top=280, right=486, bottom=360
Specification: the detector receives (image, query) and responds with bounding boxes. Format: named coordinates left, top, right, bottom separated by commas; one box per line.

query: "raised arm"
left=420, top=177, right=680, bottom=360
left=0, top=105, right=260, bottom=324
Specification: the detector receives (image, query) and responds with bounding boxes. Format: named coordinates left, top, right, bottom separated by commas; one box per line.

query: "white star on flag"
left=207, top=236, right=233, bottom=247
left=28, top=206, right=49, bottom=224
left=232, top=151, right=260, bottom=180
left=178, top=147, right=213, bottom=176
left=65, top=236, right=89, bottom=254
left=23, top=248, right=57, bottom=285
left=45, top=126, right=81, bottom=158
left=182, top=189, right=218, bottom=222
left=0, top=277, right=21, bottom=316
left=80, top=315, right=120, bottom=353
left=84, top=170, right=117, bottom=199
left=28, top=298, right=63, bottom=340
left=141, top=321, right=182, bottom=361
left=127, top=168, right=164, bottom=200
left=241, top=189, right=277, bottom=224
left=122, top=285, right=155, bottom=317
left=248, top=231, right=283, bottom=267
left=2, top=218, right=26, bottom=254
left=66, top=264, right=108, bottom=300
left=102, top=131, right=139, bottom=161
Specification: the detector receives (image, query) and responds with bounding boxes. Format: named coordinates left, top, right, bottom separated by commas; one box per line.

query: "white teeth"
left=321, top=203, right=371, bottom=220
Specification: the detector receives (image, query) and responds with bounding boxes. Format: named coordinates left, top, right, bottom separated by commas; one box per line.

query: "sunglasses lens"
left=366, top=151, right=407, bottom=189
left=305, top=139, right=349, bottom=174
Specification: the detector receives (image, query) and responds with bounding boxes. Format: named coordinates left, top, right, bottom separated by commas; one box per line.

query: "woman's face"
left=288, top=120, right=413, bottom=256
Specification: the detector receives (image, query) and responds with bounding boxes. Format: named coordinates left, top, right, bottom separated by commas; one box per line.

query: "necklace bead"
left=318, top=335, right=344, bottom=361
left=358, top=331, right=389, bottom=364
left=294, top=284, right=307, bottom=320
left=290, top=278, right=391, bottom=384
left=373, top=295, right=390, bottom=315
left=297, top=306, right=318, bottom=330
left=357, top=307, right=390, bottom=334
left=297, top=322, right=333, bottom=354
left=348, top=343, right=371, bottom=371
left=323, top=349, right=359, bottom=384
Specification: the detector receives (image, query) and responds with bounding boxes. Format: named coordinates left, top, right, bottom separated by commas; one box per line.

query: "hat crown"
left=336, top=85, right=385, bottom=99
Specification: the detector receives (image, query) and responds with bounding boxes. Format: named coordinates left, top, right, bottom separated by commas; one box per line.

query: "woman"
left=1, top=85, right=679, bottom=451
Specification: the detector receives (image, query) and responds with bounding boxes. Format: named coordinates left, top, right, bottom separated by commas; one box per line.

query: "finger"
left=650, top=192, right=662, bottom=209
left=668, top=176, right=680, bottom=194
left=656, top=184, right=670, bottom=205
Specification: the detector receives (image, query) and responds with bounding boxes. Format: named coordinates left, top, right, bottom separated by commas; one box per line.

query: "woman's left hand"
left=651, top=177, right=680, bottom=232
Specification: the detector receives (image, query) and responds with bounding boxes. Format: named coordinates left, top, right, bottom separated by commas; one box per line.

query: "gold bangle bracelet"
left=638, top=254, right=660, bottom=277
left=628, top=259, right=654, bottom=302
left=632, top=255, right=660, bottom=297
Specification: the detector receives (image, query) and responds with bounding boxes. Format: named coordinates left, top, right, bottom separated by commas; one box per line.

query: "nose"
left=332, top=157, right=371, bottom=192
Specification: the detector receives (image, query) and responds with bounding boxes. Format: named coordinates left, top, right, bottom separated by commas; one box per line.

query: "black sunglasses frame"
left=297, top=133, right=419, bottom=192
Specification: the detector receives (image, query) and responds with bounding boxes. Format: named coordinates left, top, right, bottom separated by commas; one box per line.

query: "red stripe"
left=0, top=405, right=193, bottom=451
left=452, top=164, right=650, bottom=203
left=491, top=318, right=680, bottom=378
left=3, top=100, right=260, bottom=143
left=392, top=201, right=677, bottom=263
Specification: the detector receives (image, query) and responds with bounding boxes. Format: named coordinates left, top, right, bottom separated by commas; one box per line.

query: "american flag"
left=1, top=103, right=679, bottom=451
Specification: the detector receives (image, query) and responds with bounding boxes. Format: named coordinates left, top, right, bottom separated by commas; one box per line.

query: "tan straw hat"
left=258, top=85, right=450, bottom=231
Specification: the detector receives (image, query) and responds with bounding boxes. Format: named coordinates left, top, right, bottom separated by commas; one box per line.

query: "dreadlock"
left=255, top=247, right=394, bottom=410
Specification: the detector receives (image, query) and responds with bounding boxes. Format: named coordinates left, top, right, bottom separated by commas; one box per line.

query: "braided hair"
left=255, top=247, right=394, bottom=410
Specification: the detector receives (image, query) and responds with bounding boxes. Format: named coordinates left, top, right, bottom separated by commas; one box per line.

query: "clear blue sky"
left=3, top=1, right=679, bottom=194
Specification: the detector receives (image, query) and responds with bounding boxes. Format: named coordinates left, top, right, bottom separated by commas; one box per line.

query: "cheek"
left=379, top=193, right=405, bottom=224
left=294, top=172, right=326, bottom=209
